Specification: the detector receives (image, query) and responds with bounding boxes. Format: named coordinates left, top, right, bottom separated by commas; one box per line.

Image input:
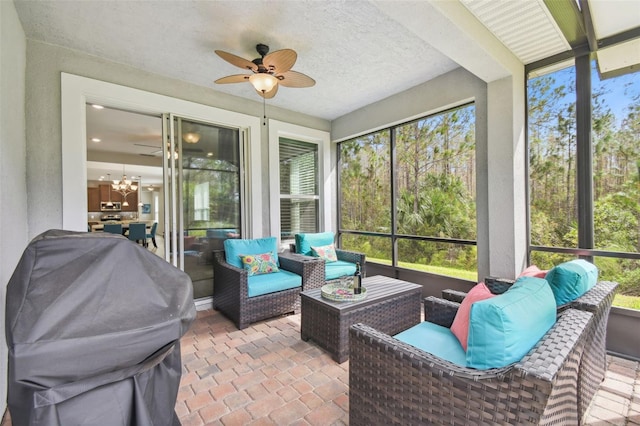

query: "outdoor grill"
left=5, top=229, right=196, bottom=425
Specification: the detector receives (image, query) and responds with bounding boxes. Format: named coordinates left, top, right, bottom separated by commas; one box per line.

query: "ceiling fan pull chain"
left=262, top=94, right=266, bottom=126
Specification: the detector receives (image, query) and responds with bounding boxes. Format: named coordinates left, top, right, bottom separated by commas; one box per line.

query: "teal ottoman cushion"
left=247, top=269, right=302, bottom=298
left=545, top=259, right=598, bottom=305
left=466, top=276, right=556, bottom=369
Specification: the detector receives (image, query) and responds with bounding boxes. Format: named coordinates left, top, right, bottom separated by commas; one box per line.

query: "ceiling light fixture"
left=112, top=165, right=138, bottom=207
left=138, top=176, right=144, bottom=207
left=106, top=174, right=113, bottom=207
left=183, top=132, right=200, bottom=144
left=92, top=104, right=104, bottom=110
left=249, top=73, right=278, bottom=93
left=91, top=138, right=101, bottom=143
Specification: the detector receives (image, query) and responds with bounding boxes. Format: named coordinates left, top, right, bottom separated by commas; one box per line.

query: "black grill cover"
left=6, top=230, right=196, bottom=425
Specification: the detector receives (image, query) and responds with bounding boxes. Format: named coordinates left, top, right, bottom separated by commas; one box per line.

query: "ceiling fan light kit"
left=214, top=43, right=315, bottom=99
left=249, top=73, right=278, bottom=93
left=183, top=132, right=200, bottom=144
left=214, top=43, right=315, bottom=126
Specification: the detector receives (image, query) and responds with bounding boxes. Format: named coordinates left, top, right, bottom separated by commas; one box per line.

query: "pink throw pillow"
left=450, top=283, right=495, bottom=351
left=519, top=265, right=548, bottom=278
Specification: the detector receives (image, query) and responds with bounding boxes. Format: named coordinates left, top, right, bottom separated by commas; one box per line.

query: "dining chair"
left=145, top=222, right=158, bottom=248
left=103, top=224, right=122, bottom=235
left=128, top=223, right=147, bottom=247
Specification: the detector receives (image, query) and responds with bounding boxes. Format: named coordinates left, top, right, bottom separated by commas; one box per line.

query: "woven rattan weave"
left=300, top=275, right=421, bottom=363
left=212, top=250, right=324, bottom=330
left=442, top=280, right=618, bottom=421
left=349, top=298, right=594, bottom=425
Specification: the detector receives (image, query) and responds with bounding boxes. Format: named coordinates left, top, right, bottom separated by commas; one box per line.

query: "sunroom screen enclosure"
left=339, top=103, right=477, bottom=281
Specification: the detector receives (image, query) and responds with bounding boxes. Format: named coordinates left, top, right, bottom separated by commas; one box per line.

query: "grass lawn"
left=367, top=258, right=640, bottom=309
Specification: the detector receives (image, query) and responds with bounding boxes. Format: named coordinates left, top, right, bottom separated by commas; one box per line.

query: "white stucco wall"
left=0, top=0, right=28, bottom=415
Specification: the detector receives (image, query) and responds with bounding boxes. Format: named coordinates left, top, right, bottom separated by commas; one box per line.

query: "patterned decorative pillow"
left=311, top=244, right=338, bottom=263
left=239, top=252, right=279, bottom=276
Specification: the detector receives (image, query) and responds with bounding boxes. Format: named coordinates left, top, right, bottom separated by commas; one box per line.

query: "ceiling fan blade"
left=215, top=50, right=258, bottom=72
left=277, top=70, right=316, bottom=88
left=263, top=49, right=297, bottom=73
left=255, top=84, right=278, bottom=99
left=214, top=74, right=250, bottom=84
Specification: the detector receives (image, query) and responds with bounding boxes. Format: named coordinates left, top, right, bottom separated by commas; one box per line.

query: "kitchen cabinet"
left=87, top=187, right=100, bottom=212
left=99, top=184, right=122, bottom=203
left=98, top=184, right=138, bottom=211
left=121, top=190, right=138, bottom=211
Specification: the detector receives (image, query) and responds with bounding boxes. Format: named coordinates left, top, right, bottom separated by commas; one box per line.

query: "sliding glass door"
left=163, top=114, right=243, bottom=300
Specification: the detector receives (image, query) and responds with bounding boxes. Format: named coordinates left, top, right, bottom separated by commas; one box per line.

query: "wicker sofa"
left=349, top=296, right=594, bottom=425
left=212, top=238, right=324, bottom=329
left=443, top=279, right=619, bottom=420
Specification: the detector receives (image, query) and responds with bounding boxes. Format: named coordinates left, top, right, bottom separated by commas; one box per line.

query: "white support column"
left=486, top=75, right=527, bottom=279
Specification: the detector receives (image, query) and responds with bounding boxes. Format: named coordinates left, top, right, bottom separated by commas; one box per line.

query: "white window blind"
left=279, top=138, right=319, bottom=238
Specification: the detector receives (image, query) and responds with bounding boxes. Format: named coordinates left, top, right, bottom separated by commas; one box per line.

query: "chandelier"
left=112, top=165, right=138, bottom=206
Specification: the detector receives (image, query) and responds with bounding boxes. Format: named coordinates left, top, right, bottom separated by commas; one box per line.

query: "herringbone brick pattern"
left=178, top=309, right=640, bottom=426
left=1, top=308, right=638, bottom=425
left=177, top=310, right=349, bottom=426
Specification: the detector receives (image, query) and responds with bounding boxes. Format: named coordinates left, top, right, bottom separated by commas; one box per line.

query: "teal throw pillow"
left=545, top=259, right=598, bottom=306
left=466, top=276, right=556, bottom=369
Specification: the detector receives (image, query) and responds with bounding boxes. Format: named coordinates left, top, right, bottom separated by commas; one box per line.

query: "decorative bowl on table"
left=321, top=278, right=367, bottom=302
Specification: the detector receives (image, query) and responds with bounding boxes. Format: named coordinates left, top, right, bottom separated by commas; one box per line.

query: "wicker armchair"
left=212, top=250, right=324, bottom=329
left=443, top=280, right=618, bottom=421
left=286, top=245, right=366, bottom=284
left=349, top=296, right=594, bottom=425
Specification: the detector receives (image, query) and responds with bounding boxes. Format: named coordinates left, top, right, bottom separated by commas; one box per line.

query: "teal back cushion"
left=224, top=237, right=278, bottom=269
left=545, top=259, right=598, bottom=306
left=466, top=276, right=556, bottom=369
left=295, top=232, right=334, bottom=256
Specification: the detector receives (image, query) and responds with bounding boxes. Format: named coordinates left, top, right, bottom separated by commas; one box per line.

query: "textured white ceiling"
left=14, top=0, right=464, bottom=121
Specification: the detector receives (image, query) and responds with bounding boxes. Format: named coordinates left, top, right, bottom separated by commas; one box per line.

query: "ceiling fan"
left=214, top=43, right=315, bottom=99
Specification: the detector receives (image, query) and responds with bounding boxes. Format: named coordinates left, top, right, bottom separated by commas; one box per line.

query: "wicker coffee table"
left=300, top=275, right=422, bottom=363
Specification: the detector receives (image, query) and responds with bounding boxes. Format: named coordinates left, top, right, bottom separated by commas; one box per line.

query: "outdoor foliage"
left=528, top=62, right=640, bottom=303
left=340, top=104, right=476, bottom=276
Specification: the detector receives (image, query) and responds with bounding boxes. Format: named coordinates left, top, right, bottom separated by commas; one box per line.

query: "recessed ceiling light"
left=91, top=138, right=101, bottom=142
left=92, top=104, right=104, bottom=110
left=99, top=176, right=105, bottom=180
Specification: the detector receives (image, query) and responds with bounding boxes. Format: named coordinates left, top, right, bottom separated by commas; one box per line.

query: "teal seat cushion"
left=295, top=232, right=334, bottom=256
left=545, top=259, right=598, bottom=305
left=466, top=276, right=556, bottom=369
left=224, top=237, right=278, bottom=269
left=394, top=322, right=466, bottom=367
left=325, top=260, right=357, bottom=280
left=247, top=269, right=302, bottom=298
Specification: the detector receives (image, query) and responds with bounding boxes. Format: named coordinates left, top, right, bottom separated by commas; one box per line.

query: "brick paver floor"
left=177, top=309, right=640, bottom=426
left=2, top=308, right=638, bottom=425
